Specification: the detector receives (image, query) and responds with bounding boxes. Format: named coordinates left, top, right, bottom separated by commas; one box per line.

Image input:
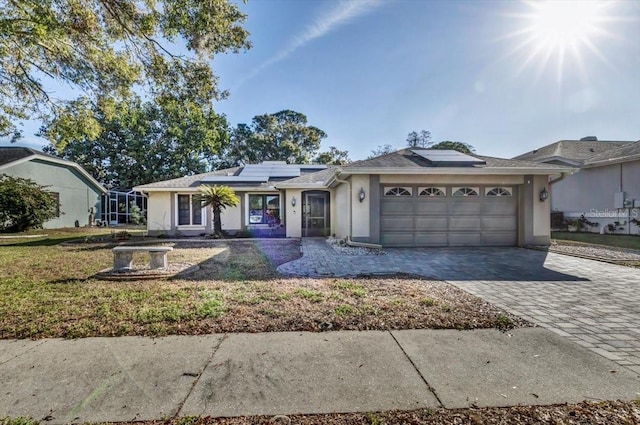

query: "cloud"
left=236, top=0, right=383, bottom=87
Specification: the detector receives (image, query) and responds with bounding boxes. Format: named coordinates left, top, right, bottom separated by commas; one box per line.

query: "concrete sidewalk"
left=1, top=328, right=639, bottom=424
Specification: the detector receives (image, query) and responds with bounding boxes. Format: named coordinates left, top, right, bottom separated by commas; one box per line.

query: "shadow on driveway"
left=388, top=247, right=589, bottom=282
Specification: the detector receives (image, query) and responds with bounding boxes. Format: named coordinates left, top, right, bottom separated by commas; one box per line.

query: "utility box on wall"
left=614, top=192, right=625, bottom=209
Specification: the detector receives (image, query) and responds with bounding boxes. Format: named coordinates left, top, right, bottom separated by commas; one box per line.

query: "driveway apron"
left=278, top=238, right=640, bottom=374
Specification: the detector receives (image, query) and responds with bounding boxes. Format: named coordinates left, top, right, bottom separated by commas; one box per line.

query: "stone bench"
left=112, top=246, right=173, bottom=270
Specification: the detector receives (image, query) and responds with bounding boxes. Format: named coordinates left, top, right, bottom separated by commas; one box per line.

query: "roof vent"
left=589, top=148, right=595, bottom=152
left=580, top=136, right=598, bottom=141
left=532, top=149, right=538, bottom=153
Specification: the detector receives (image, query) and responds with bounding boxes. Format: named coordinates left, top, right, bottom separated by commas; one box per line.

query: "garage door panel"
left=483, top=199, right=517, bottom=214
left=415, top=217, right=448, bottom=229
left=415, top=232, right=448, bottom=246
left=482, top=216, right=517, bottom=231
left=450, top=201, right=481, bottom=215
left=381, top=200, right=413, bottom=215
left=449, top=217, right=481, bottom=231
left=381, top=216, right=413, bottom=230
left=381, top=233, right=414, bottom=247
left=416, top=200, right=447, bottom=214
left=449, top=233, right=481, bottom=246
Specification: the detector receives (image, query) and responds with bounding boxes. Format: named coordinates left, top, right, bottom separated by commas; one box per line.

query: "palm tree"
left=197, top=185, right=240, bottom=236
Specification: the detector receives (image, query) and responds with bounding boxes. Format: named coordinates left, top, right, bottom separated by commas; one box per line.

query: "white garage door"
left=381, top=185, right=518, bottom=247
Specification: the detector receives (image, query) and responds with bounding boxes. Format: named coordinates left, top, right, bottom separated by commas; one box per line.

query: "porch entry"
left=302, top=191, right=330, bottom=237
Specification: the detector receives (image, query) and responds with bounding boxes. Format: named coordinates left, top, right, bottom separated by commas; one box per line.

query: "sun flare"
left=507, top=0, right=615, bottom=83
left=529, top=0, right=600, bottom=50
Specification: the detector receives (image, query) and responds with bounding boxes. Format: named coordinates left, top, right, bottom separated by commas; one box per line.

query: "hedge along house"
left=136, top=149, right=575, bottom=246
left=0, top=147, right=106, bottom=228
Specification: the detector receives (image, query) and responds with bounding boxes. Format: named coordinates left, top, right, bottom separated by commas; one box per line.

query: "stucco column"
left=521, top=175, right=551, bottom=246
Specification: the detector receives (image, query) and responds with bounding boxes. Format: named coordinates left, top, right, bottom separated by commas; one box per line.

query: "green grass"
left=552, top=231, right=640, bottom=250
left=420, top=297, right=436, bottom=307
left=335, top=304, right=355, bottom=316
left=333, top=280, right=367, bottom=297
left=294, top=288, right=325, bottom=303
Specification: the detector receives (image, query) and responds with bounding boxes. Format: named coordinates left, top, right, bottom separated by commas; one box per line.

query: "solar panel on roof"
left=411, top=149, right=486, bottom=166
left=201, top=175, right=268, bottom=183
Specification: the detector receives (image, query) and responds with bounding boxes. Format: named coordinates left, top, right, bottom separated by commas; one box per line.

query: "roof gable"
left=0, top=146, right=106, bottom=193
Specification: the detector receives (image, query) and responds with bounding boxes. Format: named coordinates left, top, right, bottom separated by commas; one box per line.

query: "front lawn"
left=552, top=231, right=640, bottom=250
left=0, top=232, right=524, bottom=339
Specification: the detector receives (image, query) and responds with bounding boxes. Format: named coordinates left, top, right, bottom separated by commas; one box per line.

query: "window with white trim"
left=177, top=194, right=204, bottom=226
left=486, top=187, right=512, bottom=196
left=452, top=187, right=479, bottom=197
left=418, top=187, right=446, bottom=197
left=384, top=187, right=412, bottom=196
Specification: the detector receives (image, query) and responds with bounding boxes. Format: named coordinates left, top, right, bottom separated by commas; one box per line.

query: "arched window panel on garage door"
left=418, top=187, right=446, bottom=197
left=452, top=187, right=479, bottom=197
left=485, top=187, right=512, bottom=196
left=384, top=187, right=413, bottom=196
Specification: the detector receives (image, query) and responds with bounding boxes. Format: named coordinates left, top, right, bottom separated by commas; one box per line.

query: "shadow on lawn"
left=173, top=239, right=302, bottom=282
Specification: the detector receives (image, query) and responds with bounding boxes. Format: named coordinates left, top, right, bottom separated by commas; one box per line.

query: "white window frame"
left=175, top=193, right=206, bottom=228
left=418, top=186, right=446, bottom=197
left=485, top=187, right=513, bottom=197
left=384, top=186, right=413, bottom=197
left=452, top=187, right=480, bottom=197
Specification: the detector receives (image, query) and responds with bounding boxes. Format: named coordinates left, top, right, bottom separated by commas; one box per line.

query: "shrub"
left=0, top=174, right=59, bottom=233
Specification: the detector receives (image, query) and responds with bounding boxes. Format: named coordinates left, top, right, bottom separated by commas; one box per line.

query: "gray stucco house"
left=515, top=138, right=640, bottom=234
left=135, top=148, right=573, bottom=247
left=0, top=147, right=106, bottom=229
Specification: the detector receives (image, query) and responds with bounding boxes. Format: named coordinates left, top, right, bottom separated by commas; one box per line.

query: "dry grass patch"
left=0, top=234, right=525, bottom=339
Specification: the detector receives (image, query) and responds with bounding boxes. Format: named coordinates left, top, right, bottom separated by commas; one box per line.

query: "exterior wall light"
left=291, top=196, right=297, bottom=207
left=359, top=187, right=366, bottom=203
left=539, top=187, right=549, bottom=202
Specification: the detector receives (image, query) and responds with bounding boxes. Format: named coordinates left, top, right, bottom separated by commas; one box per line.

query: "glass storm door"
left=303, top=193, right=328, bottom=237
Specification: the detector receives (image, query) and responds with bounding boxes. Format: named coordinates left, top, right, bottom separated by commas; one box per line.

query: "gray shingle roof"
left=135, top=167, right=242, bottom=189
left=583, top=141, right=640, bottom=165
left=344, top=149, right=570, bottom=170
left=275, top=167, right=337, bottom=185
left=0, top=146, right=39, bottom=166
left=513, top=140, right=633, bottom=164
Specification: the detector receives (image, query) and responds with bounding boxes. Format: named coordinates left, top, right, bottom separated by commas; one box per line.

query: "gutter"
left=333, top=174, right=382, bottom=250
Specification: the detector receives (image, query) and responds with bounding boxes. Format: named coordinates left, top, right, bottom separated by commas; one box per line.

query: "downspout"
left=333, top=174, right=382, bottom=249
left=549, top=172, right=568, bottom=185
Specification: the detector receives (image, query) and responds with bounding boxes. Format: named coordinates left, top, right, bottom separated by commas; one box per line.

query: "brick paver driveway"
left=278, top=239, right=640, bottom=373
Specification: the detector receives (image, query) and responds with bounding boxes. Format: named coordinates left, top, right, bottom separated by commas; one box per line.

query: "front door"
left=303, top=192, right=329, bottom=237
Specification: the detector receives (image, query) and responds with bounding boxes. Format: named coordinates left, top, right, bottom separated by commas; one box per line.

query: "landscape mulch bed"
left=101, top=400, right=640, bottom=425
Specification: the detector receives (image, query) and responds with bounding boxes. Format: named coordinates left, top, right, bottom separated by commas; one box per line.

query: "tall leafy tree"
left=0, top=175, right=58, bottom=232
left=197, top=185, right=239, bottom=236
left=406, top=130, right=432, bottom=148
left=430, top=141, right=475, bottom=154
left=0, top=0, right=250, bottom=145
left=43, top=96, right=228, bottom=188
left=224, top=110, right=327, bottom=165
left=315, top=146, right=350, bottom=165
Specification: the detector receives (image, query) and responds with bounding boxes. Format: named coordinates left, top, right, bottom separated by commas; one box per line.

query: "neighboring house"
left=0, top=147, right=106, bottom=229
left=135, top=148, right=573, bottom=247
left=515, top=139, right=640, bottom=233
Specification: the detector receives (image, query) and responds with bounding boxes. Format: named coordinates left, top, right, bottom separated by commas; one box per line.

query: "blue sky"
left=5, top=0, right=640, bottom=160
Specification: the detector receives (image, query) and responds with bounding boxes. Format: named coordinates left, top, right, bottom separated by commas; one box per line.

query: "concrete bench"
left=112, top=246, right=173, bottom=270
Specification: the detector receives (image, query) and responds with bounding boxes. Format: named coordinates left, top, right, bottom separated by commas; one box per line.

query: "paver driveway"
left=278, top=239, right=640, bottom=374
